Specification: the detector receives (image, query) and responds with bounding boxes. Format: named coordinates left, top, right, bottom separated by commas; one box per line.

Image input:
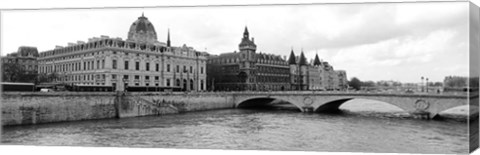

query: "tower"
left=288, top=48, right=298, bottom=90
left=238, top=26, right=257, bottom=90
left=299, top=50, right=308, bottom=90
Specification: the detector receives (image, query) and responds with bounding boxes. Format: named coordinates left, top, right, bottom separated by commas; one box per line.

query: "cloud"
left=0, top=2, right=470, bottom=83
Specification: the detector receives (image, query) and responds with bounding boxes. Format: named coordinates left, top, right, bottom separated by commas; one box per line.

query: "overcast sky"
left=0, top=2, right=471, bottom=83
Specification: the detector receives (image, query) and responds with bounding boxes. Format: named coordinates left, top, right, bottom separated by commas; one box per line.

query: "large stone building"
left=207, top=27, right=347, bottom=91
left=37, top=14, right=208, bottom=91
left=288, top=50, right=348, bottom=91
left=1, top=46, right=39, bottom=82
left=207, top=27, right=291, bottom=91
left=2, top=46, right=39, bottom=72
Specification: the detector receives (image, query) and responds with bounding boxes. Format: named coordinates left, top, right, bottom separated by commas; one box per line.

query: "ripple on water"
left=1, top=108, right=470, bottom=154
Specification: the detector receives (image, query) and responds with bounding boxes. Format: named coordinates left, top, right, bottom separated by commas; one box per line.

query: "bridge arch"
left=235, top=96, right=304, bottom=112
left=432, top=105, right=474, bottom=120
left=313, top=97, right=413, bottom=114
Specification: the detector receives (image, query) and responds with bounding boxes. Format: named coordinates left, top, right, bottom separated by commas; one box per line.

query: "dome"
left=127, top=13, right=159, bottom=44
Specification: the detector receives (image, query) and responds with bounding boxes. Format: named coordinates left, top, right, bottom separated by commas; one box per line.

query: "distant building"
left=207, top=27, right=291, bottom=91
left=207, top=27, right=347, bottom=91
left=1, top=46, right=39, bottom=72
left=37, top=14, right=207, bottom=91
left=443, top=76, right=470, bottom=92
left=289, top=50, right=347, bottom=91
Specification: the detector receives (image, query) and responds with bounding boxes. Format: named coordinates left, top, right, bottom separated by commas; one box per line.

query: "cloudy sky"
left=0, top=1, right=471, bottom=83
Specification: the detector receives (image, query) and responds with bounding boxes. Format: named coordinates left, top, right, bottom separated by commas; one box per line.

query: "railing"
left=126, top=90, right=469, bottom=98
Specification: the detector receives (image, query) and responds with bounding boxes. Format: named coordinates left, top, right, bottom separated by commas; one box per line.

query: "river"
left=1, top=99, right=472, bottom=154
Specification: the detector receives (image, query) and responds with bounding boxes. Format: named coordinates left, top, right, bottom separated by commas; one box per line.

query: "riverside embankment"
left=1, top=91, right=474, bottom=126
left=1, top=92, right=235, bottom=126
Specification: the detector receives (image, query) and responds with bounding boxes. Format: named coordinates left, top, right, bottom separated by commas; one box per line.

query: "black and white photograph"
left=1, top=0, right=479, bottom=155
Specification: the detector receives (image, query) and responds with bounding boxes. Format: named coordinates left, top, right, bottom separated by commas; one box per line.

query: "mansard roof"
left=256, top=53, right=283, bottom=61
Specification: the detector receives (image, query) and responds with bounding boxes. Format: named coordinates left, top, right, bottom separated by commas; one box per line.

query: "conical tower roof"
left=299, top=51, right=308, bottom=66
left=288, top=49, right=296, bottom=65
left=313, top=53, right=321, bottom=66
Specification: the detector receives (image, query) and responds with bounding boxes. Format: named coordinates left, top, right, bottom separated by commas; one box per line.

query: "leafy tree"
left=2, top=62, right=26, bottom=82
left=348, top=77, right=362, bottom=90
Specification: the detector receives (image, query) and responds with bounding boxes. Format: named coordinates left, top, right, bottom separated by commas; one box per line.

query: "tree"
left=348, top=77, right=362, bottom=90
left=2, top=62, right=26, bottom=82
left=2, top=62, right=39, bottom=83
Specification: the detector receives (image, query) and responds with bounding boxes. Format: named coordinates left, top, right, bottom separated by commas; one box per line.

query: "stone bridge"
left=229, top=92, right=472, bottom=119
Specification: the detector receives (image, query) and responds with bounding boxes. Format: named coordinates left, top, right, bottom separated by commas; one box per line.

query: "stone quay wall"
left=1, top=92, right=236, bottom=126
left=2, top=92, right=117, bottom=126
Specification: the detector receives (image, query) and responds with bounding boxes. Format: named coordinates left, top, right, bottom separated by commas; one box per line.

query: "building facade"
left=37, top=14, right=207, bottom=91
left=2, top=46, right=39, bottom=72
left=207, top=27, right=347, bottom=91
left=1, top=46, right=39, bottom=82
left=207, top=27, right=291, bottom=91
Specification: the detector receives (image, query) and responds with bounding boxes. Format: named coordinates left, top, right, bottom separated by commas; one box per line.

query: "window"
left=201, top=67, right=204, bottom=74
left=146, top=62, right=150, bottom=71
left=112, top=74, right=117, bottom=79
left=135, top=75, right=140, bottom=80
left=200, top=80, right=204, bottom=90
left=166, top=79, right=171, bottom=86
left=176, top=65, right=179, bottom=73
left=167, top=64, right=170, bottom=72
left=124, top=61, right=129, bottom=70
left=155, top=76, right=159, bottom=80
left=123, top=75, right=129, bottom=80
left=183, top=66, right=187, bottom=73
left=190, top=79, right=194, bottom=90
left=155, top=63, right=159, bottom=71
left=145, top=76, right=150, bottom=80
left=135, top=62, right=140, bottom=70
left=190, top=66, right=193, bottom=73
left=102, top=60, right=105, bottom=69
left=84, top=62, right=86, bottom=70
left=97, top=60, right=100, bottom=69
left=112, top=59, right=117, bottom=69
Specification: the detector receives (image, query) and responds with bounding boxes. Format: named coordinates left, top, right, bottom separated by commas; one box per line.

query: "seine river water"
left=1, top=99, right=472, bottom=154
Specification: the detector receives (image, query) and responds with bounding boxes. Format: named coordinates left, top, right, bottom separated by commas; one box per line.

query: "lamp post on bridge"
left=426, top=78, right=429, bottom=93
left=421, top=76, right=424, bottom=92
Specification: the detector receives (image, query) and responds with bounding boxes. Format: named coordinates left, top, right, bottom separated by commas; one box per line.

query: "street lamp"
left=426, top=78, right=429, bottom=93
left=421, top=76, right=424, bottom=92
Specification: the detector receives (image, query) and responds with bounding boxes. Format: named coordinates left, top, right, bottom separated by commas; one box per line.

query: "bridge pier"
left=411, top=110, right=431, bottom=119
left=302, top=106, right=314, bottom=113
